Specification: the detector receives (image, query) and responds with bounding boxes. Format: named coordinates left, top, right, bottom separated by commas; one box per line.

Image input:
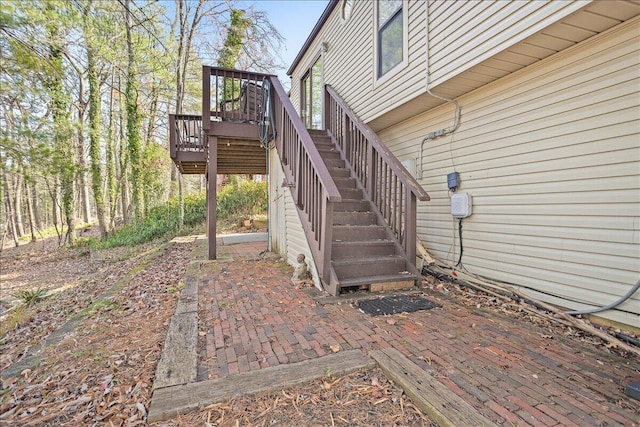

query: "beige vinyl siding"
left=427, top=0, right=588, bottom=87
left=289, top=1, right=428, bottom=124
left=268, top=149, right=321, bottom=289
left=268, top=149, right=287, bottom=256
left=380, top=19, right=640, bottom=326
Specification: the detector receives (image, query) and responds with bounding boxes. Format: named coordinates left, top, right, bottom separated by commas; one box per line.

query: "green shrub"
left=99, top=192, right=206, bottom=248
left=71, top=236, right=99, bottom=254
left=217, top=177, right=267, bottom=225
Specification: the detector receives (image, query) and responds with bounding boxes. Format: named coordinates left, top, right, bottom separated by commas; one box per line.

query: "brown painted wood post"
left=366, top=145, right=375, bottom=200
left=207, top=135, right=217, bottom=260
left=323, top=85, right=331, bottom=132
left=405, top=187, right=417, bottom=266
left=202, top=66, right=211, bottom=131
left=321, top=197, right=334, bottom=283
left=295, top=144, right=303, bottom=207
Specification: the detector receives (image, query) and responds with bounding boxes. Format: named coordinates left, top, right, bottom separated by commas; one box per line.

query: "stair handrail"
left=268, top=77, right=342, bottom=202
left=325, top=85, right=429, bottom=202
left=325, top=84, right=429, bottom=266
left=267, top=76, right=342, bottom=284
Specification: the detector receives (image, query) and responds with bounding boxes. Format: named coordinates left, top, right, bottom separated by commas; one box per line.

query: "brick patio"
left=195, top=237, right=639, bottom=426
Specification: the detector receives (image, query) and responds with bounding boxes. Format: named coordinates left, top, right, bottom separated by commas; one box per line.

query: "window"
left=341, top=0, right=354, bottom=22
left=301, top=56, right=323, bottom=129
left=377, top=0, right=403, bottom=78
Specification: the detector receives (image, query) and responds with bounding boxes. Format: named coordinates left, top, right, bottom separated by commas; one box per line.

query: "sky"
left=238, top=0, right=329, bottom=83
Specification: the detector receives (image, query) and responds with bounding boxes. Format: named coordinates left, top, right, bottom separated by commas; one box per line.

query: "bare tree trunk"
left=3, top=174, right=19, bottom=247
left=120, top=177, right=130, bottom=225
left=13, top=173, right=25, bottom=237
left=77, top=97, right=91, bottom=225
left=30, top=181, right=42, bottom=230
left=143, top=84, right=159, bottom=214
left=25, top=179, right=37, bottom=241
left=52, top=177, right=61, bottom=229
left=78, top=148, right=91, bottom=225
left=117, top=73, right=130, bottom=225
left=6, top=203, right=19, bottom=247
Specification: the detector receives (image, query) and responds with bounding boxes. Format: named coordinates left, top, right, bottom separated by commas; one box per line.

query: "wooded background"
left=1, top=0, right=283, bottom=247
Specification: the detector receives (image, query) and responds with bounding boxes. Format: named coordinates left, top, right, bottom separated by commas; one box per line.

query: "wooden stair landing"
left=309, top=129, right=418, bottom=294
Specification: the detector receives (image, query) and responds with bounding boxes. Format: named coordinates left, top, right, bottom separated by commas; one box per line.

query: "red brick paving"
left=196, top=239, right=639, bottom=426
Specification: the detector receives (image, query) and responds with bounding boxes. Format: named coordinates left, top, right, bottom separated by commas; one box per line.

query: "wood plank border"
left=370, top=348, right=497, bottom=427
left=152, top=261, right=200, bottom=390
left=148, top=349, right=375, bottom=423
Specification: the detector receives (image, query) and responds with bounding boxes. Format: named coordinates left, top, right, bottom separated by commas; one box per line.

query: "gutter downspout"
left=418, top=5, right=461, bottom=179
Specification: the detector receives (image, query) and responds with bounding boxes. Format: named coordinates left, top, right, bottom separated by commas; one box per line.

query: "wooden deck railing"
left=202, top=66, right=273, bottom=128
left=168, top=114, right=205, bottom=159
left=325, top=85, right=430, bottom=264
left=267, top=76, right=342, bottom=284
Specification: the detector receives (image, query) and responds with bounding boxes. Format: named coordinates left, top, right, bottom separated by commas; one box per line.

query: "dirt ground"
left=0, top=234, right=436, bottom=426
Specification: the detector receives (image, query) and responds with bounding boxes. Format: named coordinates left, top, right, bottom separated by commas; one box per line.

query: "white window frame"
left=373, top=0, right=409, bottom=87
left=299, top=50, right=324, bottom=129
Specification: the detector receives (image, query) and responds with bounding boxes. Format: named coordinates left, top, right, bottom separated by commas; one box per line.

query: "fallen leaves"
left=171, top=368, right=435, bottom=426
left=424, top=277, right=640, bottom=358
left=0, top=240, right=193, bottom=426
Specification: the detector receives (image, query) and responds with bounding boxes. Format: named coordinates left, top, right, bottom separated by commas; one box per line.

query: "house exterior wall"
left=379, top=19, right=640, bottom=327
left=269, top=149, right=321, bottom=288
left=427, top=0, right=587, bottom=87
left=290, top=0, right=426, bottom=124
left=289, top=0, right=590, bottom=127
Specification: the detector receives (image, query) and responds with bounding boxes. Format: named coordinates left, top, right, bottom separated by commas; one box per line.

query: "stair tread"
left=333, top=240, right=394, bottom=246
left=338, top=274, right=417, bottom=286
left=334, top=211, right=374, bottom=214
left=333, top=224, right=384, bottom=228
left=332, top=255, right=404, bottom=265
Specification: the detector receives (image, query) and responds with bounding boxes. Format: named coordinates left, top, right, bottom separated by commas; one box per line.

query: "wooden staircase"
left=309, top=129, right=418, bottom=294
left=179, top=67, right=429, bottom=289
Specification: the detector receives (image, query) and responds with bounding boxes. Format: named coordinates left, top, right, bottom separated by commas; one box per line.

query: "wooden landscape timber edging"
left=147, top=349, right=375, bottom=423
left=370, top=348, right=497, bottom=427
left=151, top=260, right=200, bottom=389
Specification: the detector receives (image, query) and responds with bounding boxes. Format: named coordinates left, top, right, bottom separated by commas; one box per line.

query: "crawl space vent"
left=358, top=295, right=440, bottom=316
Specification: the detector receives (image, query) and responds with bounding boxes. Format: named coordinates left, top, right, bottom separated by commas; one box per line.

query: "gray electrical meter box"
left=447, top=172, right=460, bottom=191
left=451, top=193, right=472, bottom=218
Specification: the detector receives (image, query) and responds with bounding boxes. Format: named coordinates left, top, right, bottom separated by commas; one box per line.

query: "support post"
left=344, top=114, right=351, bottom=165
left=207, top=136, right=217, bottom=260
left=323, top=85, right=330, bottom=131
left=202, top=66, right=211, bottom=131
left=366, top=144, right=375, bottom=201
left=321, top=197, right=334, bottom=283
left=405, top=188, right=417, bottom=265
